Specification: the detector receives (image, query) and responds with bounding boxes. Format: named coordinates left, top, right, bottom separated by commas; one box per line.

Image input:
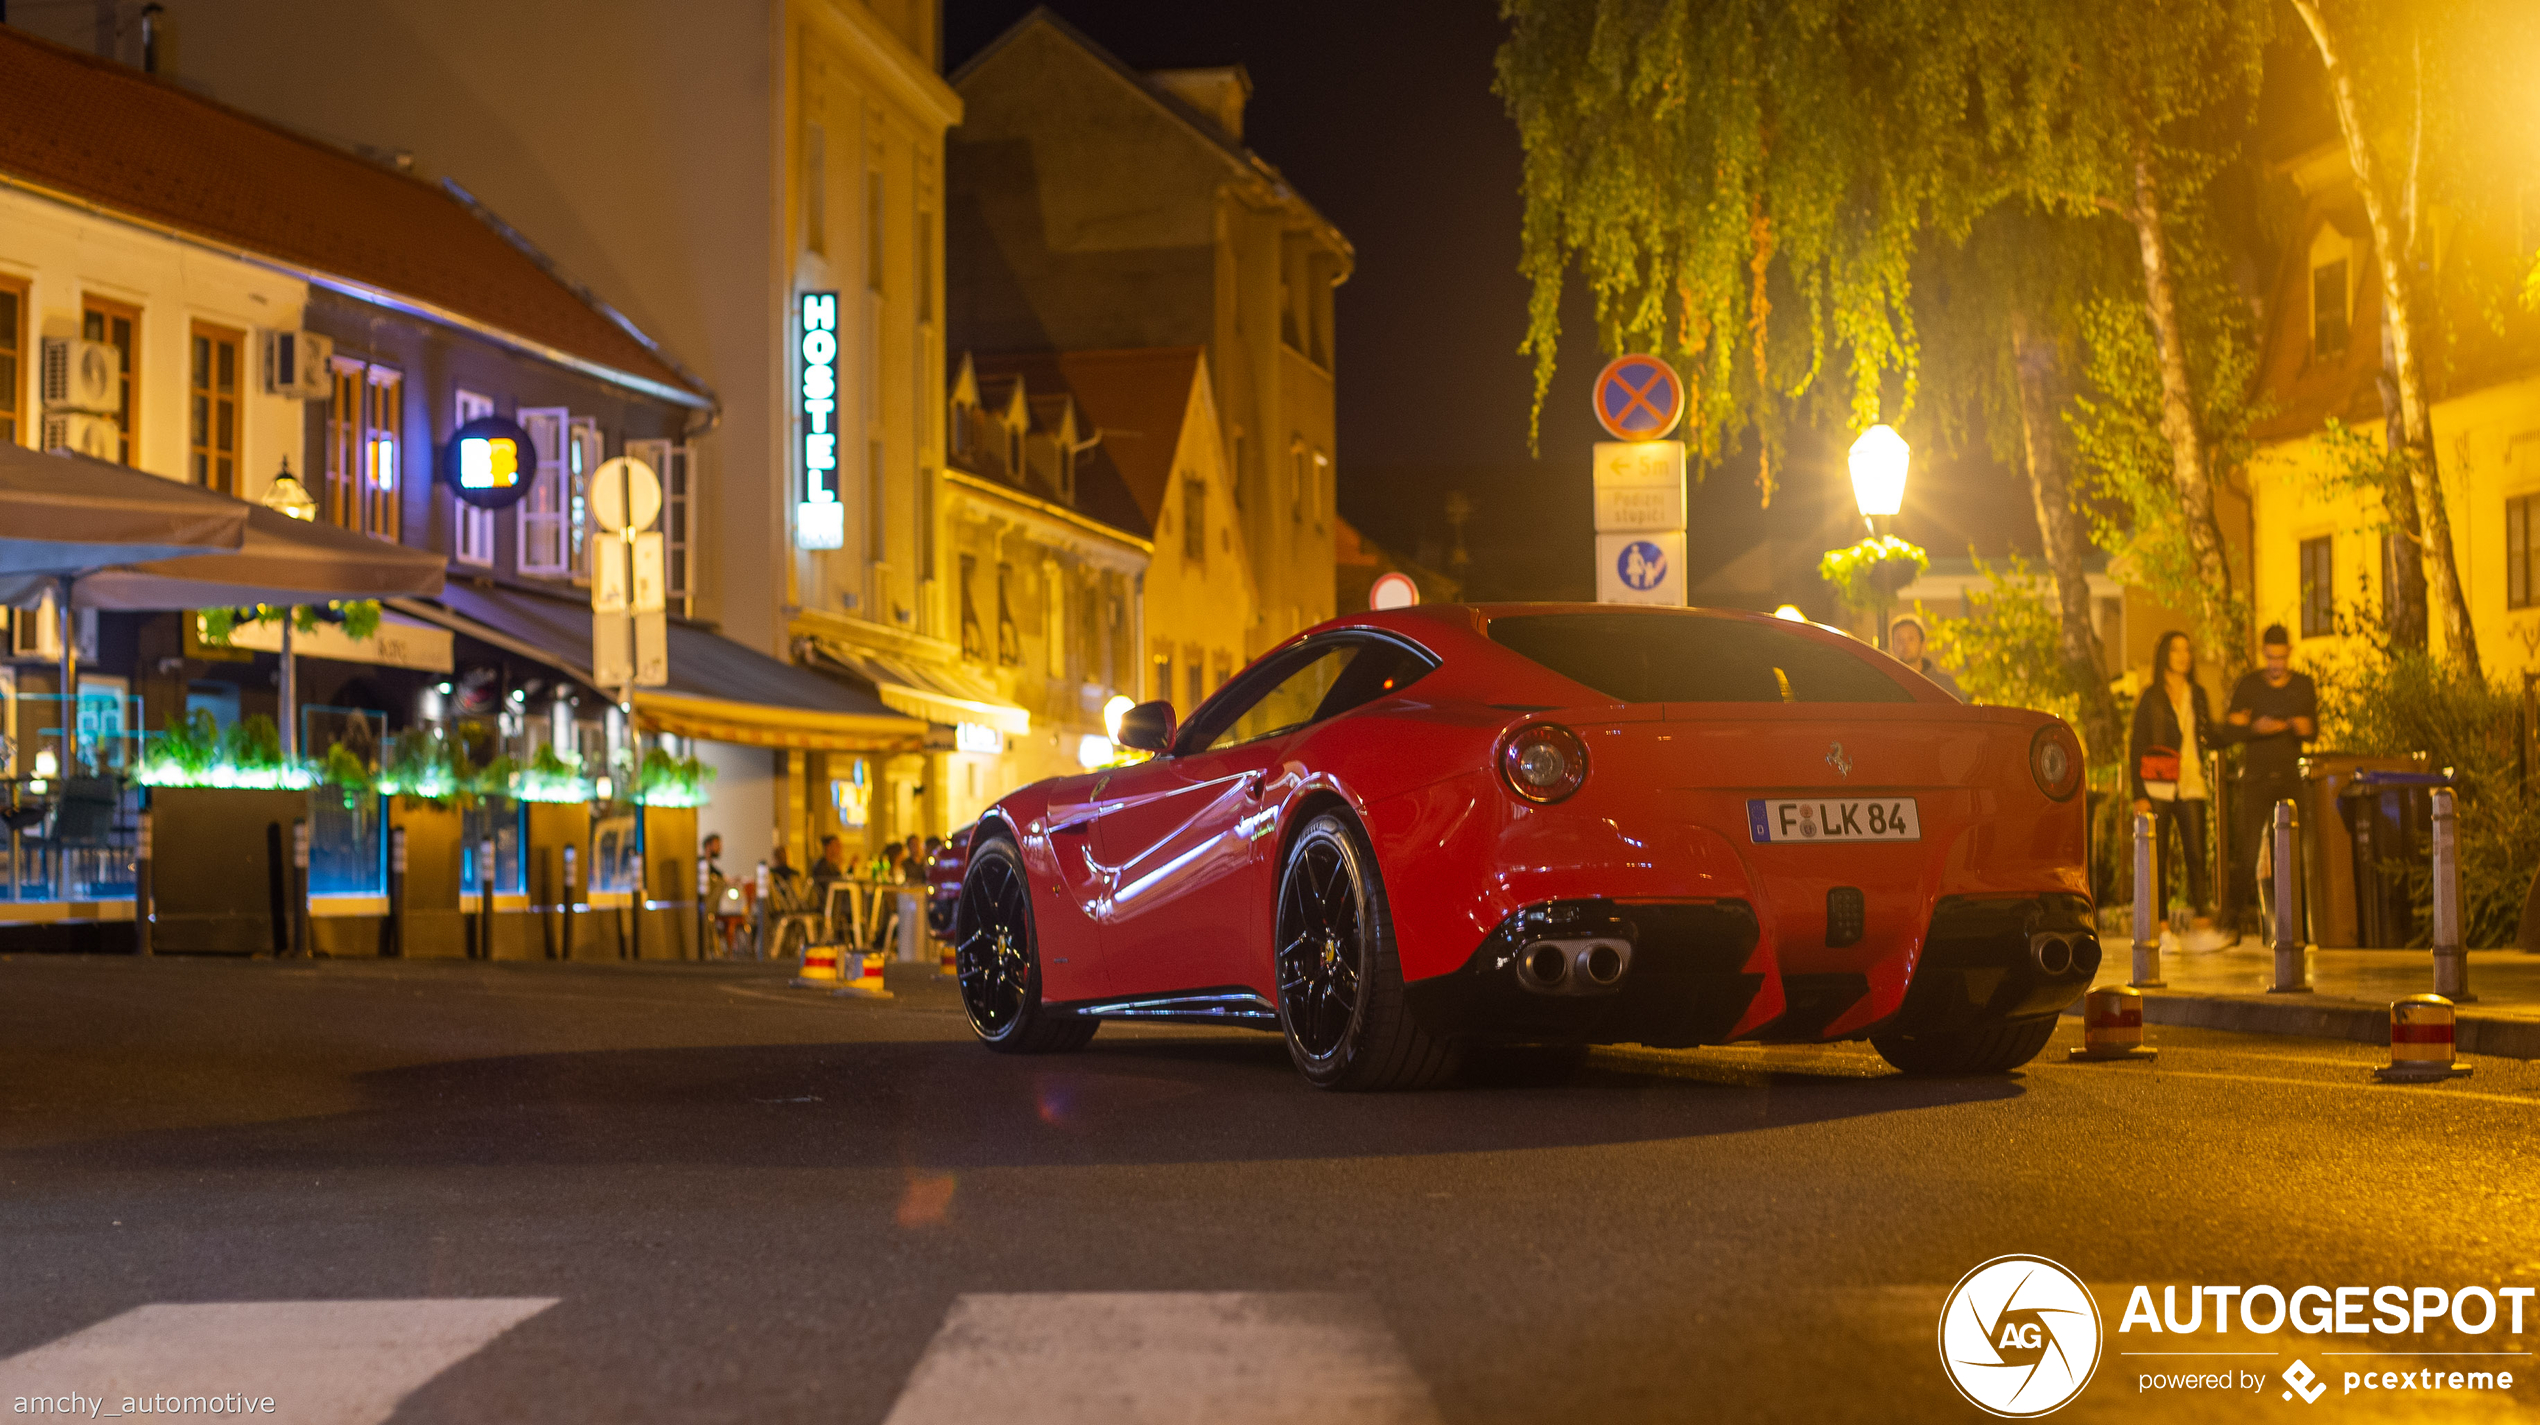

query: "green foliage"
left=1817, top=537, right=1929, bottom=613
left=1496, top=0, right=1985, bottom=494
left=638, top=747, right=716, bottom=806
left=1921, top=553, right=2106, bottom=748
left=2065, top=229, right=2260, bottom=663
left=155, top=709, right=224, bottom=777
left=2312, top=645, right=2536, bottom=948
left=193, top=600, right=384, bottom=646
left=223, top=714, right=284, bottom=772
left=319, top=741, right=375, bottom=808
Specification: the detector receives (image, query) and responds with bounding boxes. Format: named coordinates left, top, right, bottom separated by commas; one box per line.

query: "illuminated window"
left=325, top=359, right=401, bottom=539
left=80, top=296, right=138, bottom=465
left=188, top=324, right=242, bottom=494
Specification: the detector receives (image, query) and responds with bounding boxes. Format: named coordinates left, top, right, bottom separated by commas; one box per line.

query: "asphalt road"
left=2, top=955, right=2534, bottom=1424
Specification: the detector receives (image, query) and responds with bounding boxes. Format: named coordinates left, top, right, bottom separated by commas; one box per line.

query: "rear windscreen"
left=1487, top=612, right=1915, bottom=704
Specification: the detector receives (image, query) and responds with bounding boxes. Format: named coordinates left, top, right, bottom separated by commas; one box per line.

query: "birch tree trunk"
left=2010, top=307, right=2124, bottom=760
left=2127, top=139, right=2248, bottom=676
left=2290, top=0, right=2482, bottom=678
left=2376, top=318, right=2430, bottom=650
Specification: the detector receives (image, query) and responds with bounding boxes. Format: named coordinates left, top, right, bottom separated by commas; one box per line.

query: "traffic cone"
left=2374, top=994, right=2473, bottom=1081
left=792, top=941, right=843, bottom=988
left=836, top=948, right=894, bottom=999
left=2067, top=984, right=2158, bottom=1062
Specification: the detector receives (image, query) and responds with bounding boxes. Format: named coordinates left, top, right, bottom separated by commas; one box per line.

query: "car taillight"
left=2030, top=723, right=2083, bottom=801
left=1500, top=723, right=1588, bottom=804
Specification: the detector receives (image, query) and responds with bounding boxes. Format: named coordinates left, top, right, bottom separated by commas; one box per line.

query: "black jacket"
left=2129, top=678, right=2223, bottom=803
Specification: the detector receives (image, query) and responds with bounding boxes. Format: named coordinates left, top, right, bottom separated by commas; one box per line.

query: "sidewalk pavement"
left=2076, top=933, right=2540, bottom=1058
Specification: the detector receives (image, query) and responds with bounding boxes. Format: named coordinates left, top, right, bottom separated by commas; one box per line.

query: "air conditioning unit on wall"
left=41, top=412, right=120, bottom=461
left=263, top=330, right=334, bottom=399
left=39, top=337, right=120, bottom=414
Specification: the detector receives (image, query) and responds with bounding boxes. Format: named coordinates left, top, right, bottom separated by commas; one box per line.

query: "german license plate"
left=1746, top=797, right=1921, bottom=843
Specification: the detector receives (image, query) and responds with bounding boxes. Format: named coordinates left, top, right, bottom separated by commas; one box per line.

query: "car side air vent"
left=1825, top=887, right=1865, bottom=948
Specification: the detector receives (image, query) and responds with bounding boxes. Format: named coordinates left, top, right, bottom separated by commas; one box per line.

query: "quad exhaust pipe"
left=1516, top=937, right=1632, bottom=995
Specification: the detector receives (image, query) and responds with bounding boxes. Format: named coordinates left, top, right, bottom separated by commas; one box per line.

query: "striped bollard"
left=2067, top=984, right=2158, bottom=1062
left=2129, top=812, right=2163, bottom=987
left=2374, top=995, right=2472, bottom=1081
left=836, top=949, right=894, bottom=1000
left=794, top=941, right=843, bottom=987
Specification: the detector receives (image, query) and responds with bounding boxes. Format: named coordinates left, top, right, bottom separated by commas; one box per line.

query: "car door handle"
left=1242, top=774, right=1268, bottom=800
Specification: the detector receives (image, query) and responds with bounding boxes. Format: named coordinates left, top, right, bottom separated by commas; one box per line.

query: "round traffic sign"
left=1593, top=354, right=1684, bottom=441
left=441, top=416, right=539, bottom=511
left=1369, top=572, right=1419, bottom=610
left=590, top=457, right=662, bottom=533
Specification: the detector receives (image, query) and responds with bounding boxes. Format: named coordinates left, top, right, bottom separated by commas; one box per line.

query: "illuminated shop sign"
left=442, top=415, right=537, bottom=510
left=955, top=722, right=1004, bottom=755
left=796, top=290, right=844, bottom=550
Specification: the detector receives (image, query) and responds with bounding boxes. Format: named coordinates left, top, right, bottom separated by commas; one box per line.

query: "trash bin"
left=2344, top=768, right=2453, bottom=949
left=2295, top=753, right=2429, bottom=948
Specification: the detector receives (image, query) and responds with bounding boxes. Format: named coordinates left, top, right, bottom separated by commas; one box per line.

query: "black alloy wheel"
left=952, top=836, right=1095, bottom=1054
left=1273, top=813, right=1458, bottom=1090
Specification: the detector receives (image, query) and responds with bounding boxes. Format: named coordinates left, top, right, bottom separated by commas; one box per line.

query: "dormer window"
left=1007, top=423, right=1022, bottom=479
left=2309, top=223, right=2353, bottom=361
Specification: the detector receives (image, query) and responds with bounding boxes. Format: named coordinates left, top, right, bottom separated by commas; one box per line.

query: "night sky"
left=945, top=1, right=2034, bottom=608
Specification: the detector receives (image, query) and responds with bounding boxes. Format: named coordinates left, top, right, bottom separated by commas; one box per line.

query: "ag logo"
left=2282, top=1359, right=2326, bottom=1404
left=1938, top=1255, right=2102, bottom=1417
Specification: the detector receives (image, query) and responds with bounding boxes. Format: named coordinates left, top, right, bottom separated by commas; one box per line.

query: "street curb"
left=2061, top=992, right=2540, bottom=1060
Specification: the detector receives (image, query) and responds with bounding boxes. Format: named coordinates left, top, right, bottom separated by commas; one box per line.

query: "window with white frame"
left=453, top=391, right=496, bottom=566
left=568, top=419, right=603, bottom=582
left=517, top=407, right=570, bottom=576
left=625, top=437, right=695, bottom=615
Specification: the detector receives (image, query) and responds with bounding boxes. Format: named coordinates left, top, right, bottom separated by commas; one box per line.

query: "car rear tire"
left=1274, top=813, right=1460, bottom=1091
left=1870, top=1017, right=2055, bottom=1076
left=953, top=835, right=1097, bottom=1055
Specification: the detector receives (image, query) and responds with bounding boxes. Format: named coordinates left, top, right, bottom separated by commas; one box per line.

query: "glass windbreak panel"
left=1487, top=612, right=1915, bottom=704
left=307, top=789, right=385, bottom=897
left=590, top=813, right=642, bottom=894
left=5, top=688, right=141, bottom=902
left=460, top=799, right=527, bottom=896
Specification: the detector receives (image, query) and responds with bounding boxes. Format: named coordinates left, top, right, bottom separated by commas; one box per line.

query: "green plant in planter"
left=319, top=740, right=376, bottom=808
left=1817, top=536, right=1930, bottom=613
left=224, top=714, right=285, bottom=774
left=464, top=754, right=523, bottom=808
left=637, top=747, right=716, bottom=806
left=518, top=743, right=586, bottom=803
left=153, top=708, right=224, bottom=779
left=380, top=727, right=455, bottom=800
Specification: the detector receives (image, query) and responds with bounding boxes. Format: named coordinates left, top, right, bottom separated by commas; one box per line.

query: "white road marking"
left=881, top=1292, right=1443, bottom=1425
left=0, top=1298, right=557, bottom=1424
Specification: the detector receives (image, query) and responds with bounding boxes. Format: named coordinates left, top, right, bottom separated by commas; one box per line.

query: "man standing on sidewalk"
left=2223, top=625, right=2317, bottom=936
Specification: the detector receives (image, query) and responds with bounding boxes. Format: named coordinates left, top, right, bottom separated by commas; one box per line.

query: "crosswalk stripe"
left=881, top=1292, right=1443, bottom=1425
left=0, top=1298, right=558, bottom=1424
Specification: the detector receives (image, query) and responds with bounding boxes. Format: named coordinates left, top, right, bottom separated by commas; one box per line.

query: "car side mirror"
left=1117, top=700, right=1178, bottom=753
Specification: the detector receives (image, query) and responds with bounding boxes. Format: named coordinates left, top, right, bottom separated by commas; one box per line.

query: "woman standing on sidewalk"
left=2130, top=630, right=2225, bottom=949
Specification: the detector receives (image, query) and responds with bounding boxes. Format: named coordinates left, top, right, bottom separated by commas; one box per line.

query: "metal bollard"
left=2268, top=799, right=2309, bottom=993
left=753, top=859, right=771, bottom=959
left=2129, top=811, right=2163, bottom=987
left=697, top=857, right=711, bottom=961
left=134, top=808, right=153, bottom=959
left=561, top=845, right=579, bottom=960
left=477, top=836, right=497, bottom=960
left=386, top=824, right=406, bottom=959
left=291, top=817, right=311, bottom=959
left=2430, top=787, right=2473, bottom=1002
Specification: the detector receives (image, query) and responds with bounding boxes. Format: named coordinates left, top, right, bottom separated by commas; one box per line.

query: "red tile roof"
left=0, top=26, right=705, bottom=405
left=971, top=347, right=1205, bottom=539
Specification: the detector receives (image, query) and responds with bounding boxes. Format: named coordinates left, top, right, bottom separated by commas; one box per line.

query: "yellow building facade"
left=2244, top=144, right=2540, bottom=691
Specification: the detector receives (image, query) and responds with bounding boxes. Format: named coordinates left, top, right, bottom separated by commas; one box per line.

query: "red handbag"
left=2139, top=745, right=2180, bottom=799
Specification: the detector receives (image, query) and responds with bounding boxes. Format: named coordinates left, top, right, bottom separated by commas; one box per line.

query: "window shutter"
left=517, top=407, right=569, bottom=576
left=453, top=392, right=496, bottom=567
left=626, top=438, right=692, bottom=614
left=569, top=420, right=604, bottom=583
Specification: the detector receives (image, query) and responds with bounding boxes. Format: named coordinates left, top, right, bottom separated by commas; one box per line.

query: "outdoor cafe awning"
left=0, top=445, right=248, bottom=575
left=389, top=584, right=929, bottom=753
left=796, top=636, right=1032, bottom=737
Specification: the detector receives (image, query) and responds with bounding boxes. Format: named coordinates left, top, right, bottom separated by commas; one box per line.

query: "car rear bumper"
left=1401, top=892, right=2096, bottom=1048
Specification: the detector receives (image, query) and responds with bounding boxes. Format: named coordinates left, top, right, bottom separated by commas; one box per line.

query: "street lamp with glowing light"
left=262, top=457, right=319, bottom=521
left=1848, top=425, right=1910, bottom=537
